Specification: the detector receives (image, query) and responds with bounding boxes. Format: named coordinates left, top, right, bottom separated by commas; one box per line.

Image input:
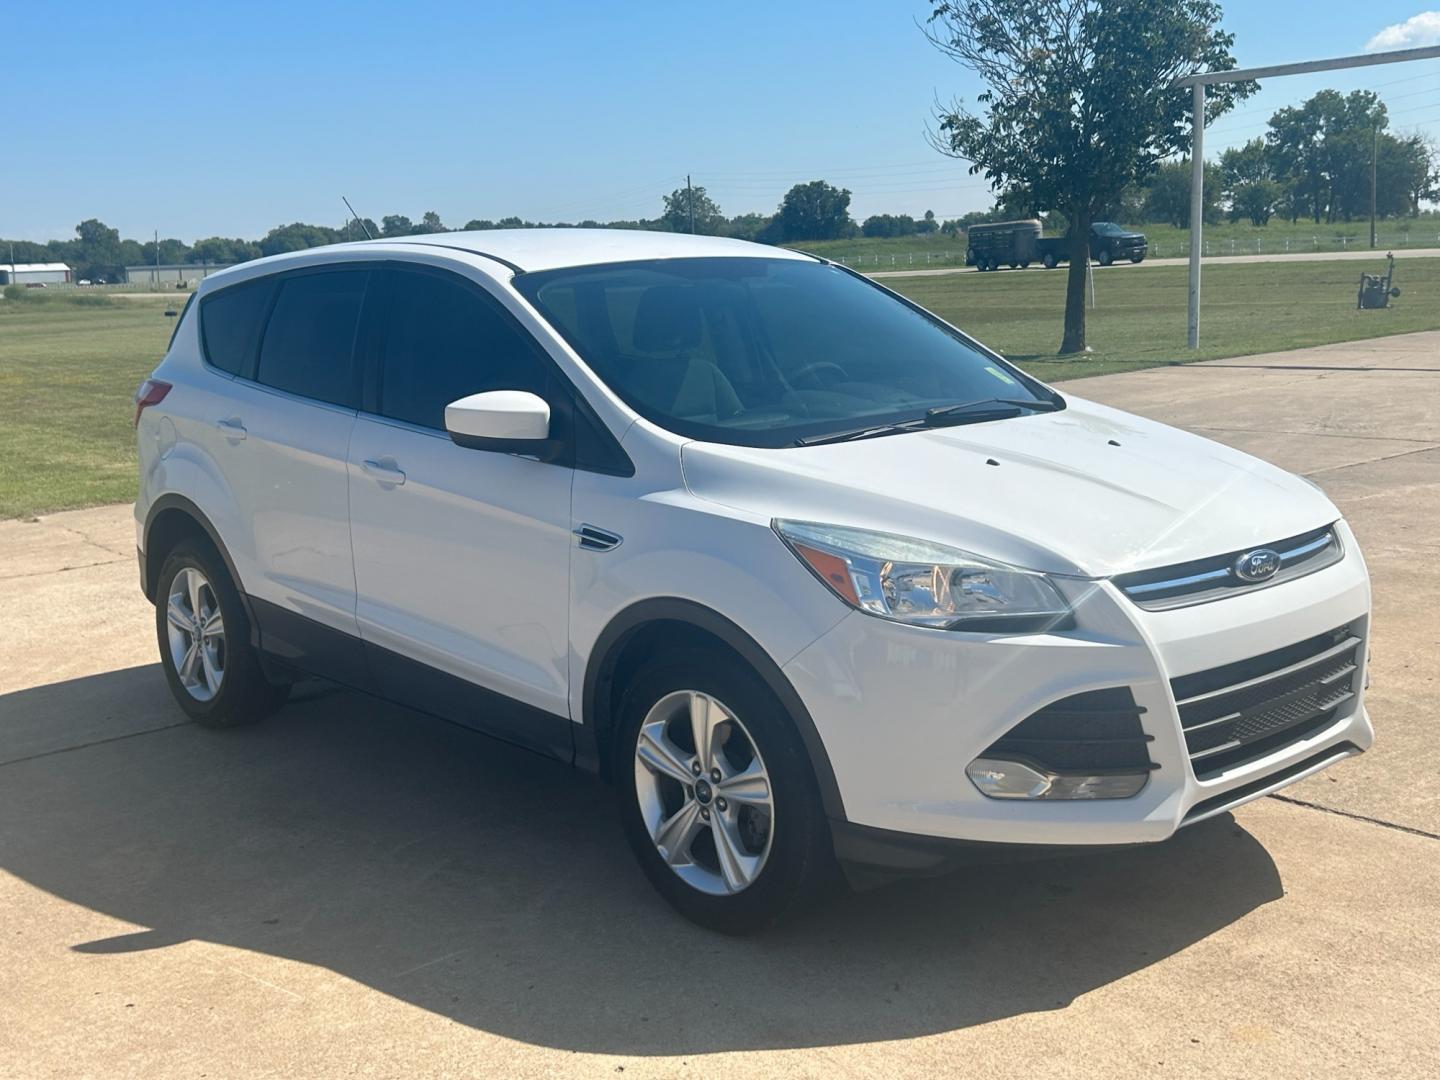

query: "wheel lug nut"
left=716, top=798, right=728, bottom=812
left=710, top=768, right=722, bottom=783
left=691, top=761, right=702, bottom=776
left=700, top=808, right=710, bottom=821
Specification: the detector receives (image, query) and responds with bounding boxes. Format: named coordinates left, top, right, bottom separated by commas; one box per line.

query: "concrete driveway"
left=2, top=333, right=1437, bottom=1077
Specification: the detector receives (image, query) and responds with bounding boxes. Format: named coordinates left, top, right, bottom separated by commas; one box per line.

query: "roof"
left=360, top=228, right=813, bottom=273
left=5, top=263, right=70, bottom=273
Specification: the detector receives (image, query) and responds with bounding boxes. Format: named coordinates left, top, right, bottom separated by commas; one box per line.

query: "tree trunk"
left=1058, top=214, right=1090, bottom=355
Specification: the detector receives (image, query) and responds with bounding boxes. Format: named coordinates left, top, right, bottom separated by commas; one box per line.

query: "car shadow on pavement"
left=0, top=667, right=1284, bottom=1054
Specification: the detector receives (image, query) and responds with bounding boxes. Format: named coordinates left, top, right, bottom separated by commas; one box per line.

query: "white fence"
left=829, top=230, right=1440, bottom=268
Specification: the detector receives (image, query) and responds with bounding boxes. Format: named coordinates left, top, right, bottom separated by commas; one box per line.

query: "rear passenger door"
left=346, top=263, right=575, bottom=760
left=214, top=266, right=373, bottom=685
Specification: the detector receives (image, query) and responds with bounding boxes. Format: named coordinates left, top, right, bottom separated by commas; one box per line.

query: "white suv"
left=135, top=229, right=1372, bottom=931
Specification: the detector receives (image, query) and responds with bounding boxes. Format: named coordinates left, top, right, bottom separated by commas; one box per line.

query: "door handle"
left=216, top=418, right=247, bottom=441
left=362, top=459, right=406, bottom=486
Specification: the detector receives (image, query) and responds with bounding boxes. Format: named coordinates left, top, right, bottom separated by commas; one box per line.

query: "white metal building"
left=0, top=263, right=72, bottom=285
left=124, top=263, right=233, bottom=286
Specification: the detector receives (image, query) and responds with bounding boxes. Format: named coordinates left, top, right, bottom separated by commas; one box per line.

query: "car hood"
left=680, top=397, right=1340, bottom=578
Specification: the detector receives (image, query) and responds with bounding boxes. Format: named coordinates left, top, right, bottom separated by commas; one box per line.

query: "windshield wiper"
left=926, top=397, right=1061, bottom=422
left=796, top=418, right=930, bottom=446
left=796, top=396, right=1060, bottom=447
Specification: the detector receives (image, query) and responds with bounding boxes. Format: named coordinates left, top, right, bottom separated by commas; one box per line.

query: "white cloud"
left=1365, top=11, right=1440, bottom=51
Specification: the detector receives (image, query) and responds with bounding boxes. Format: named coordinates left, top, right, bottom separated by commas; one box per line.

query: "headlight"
left=774, top=520, right=1072, bottom=632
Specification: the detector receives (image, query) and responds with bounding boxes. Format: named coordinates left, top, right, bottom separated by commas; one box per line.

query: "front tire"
left=1042, top=252, right=1058, bottom=270
left=155, top=541, right=289, bottom=727
left=615, top=649, right=837, bottom=933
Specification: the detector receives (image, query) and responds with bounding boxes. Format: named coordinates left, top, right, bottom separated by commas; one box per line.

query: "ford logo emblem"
left=1233, top=548, right=1282, bottom=583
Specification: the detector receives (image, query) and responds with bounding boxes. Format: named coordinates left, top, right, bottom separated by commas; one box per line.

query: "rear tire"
left=1042, top=252, right=1058, bottom=270
left=1098, top=249, right=1114, bottom=267
left=614, top=648, right=838, bottom=933
left=155, top=541, right=289, bottom=727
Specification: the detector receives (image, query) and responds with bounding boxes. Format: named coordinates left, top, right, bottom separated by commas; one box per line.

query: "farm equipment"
left=1357, top=253, right=1401, bottom=310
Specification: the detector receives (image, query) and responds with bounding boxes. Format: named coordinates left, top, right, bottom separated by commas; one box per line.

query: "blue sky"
left=6, top=1, right=1439, bottom=243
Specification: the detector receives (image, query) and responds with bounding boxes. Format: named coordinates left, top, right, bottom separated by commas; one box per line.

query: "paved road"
left=2, top=332, right=1438, bottom=1077
left=870, top=245, right=1440, bottom=279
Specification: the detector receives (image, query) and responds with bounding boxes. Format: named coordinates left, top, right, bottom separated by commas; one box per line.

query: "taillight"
left=133, top=379, right=172, bottom=427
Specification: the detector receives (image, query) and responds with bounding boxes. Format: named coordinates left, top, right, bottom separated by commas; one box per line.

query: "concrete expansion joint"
left=1268, top=793, right=1440, bottom=843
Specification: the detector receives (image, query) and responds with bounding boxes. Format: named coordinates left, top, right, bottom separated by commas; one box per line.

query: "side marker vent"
left=574, top=524, right=622, bottom=552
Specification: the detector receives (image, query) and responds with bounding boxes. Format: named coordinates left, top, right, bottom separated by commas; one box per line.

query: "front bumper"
left=783, top=520, right=1372, bottom=854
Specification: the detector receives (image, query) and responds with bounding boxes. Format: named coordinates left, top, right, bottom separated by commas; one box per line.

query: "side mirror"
left=445, top=390, right=560, bottom=460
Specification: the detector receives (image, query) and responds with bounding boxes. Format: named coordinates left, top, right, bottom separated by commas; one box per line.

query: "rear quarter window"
left=199, top=278, right=274, bottom=375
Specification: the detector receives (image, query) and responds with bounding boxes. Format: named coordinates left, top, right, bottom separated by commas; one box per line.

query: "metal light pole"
left=1370, top=124, right=1378, bottom=250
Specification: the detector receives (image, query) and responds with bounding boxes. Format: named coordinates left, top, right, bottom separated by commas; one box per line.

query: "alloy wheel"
left=165, top=566, right=226, bottom=701
left=633, top=690, right=775, bottom=896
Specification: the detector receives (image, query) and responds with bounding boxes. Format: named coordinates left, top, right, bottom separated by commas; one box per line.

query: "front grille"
left=1115, top=525, right=1342, bottom=611
left=983, top=687, right=1156, bottom=774
left=1172, top=623, right=1363, bottom=780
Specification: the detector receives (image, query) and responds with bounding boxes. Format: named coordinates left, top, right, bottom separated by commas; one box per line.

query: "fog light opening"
left=966, top=757, right=1149, bottom=800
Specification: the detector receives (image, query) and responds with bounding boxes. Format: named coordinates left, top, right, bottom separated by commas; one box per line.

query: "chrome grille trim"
left=1114, top=525, right=1342, bottom=611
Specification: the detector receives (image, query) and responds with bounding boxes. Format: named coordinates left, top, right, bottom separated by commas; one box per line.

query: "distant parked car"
left=24, top=282, right=47, bottom=289
left=78, top=279, right=93, bottom=286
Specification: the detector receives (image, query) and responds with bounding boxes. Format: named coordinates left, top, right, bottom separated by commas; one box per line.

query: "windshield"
left=513, top=257, right=1055, bottom=448
left=1093, top=222, right=1127, bottom=236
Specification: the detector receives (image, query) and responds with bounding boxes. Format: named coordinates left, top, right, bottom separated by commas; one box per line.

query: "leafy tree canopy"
left=775, top=180, right=855, bottom=242
left=926, top=0, right=1252, bottom=352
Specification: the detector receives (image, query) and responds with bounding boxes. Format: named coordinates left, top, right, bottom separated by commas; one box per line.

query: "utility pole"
left=686, top=174, right=696, bottom=233
left=154, top=228, right=160, bottom=286
left=1187, top=83, right=1205, bottom=350
left=1370, top=123, right=1378, bottom=249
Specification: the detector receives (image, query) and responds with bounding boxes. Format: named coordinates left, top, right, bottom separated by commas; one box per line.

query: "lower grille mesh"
left=1173, top=623, right=1364, bottom=779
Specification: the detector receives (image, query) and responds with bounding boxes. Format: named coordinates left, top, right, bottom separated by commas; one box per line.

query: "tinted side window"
left=200, top=279, right=272, bottom=375
left=255, top=270, right=368, bottom=407
left=378, top=269, right=549, bottom=430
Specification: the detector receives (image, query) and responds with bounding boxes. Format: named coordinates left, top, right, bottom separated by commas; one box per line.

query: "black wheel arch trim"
left=581, top=597, right=847, bottom=821
left=141, top=494, right=261, bottom=648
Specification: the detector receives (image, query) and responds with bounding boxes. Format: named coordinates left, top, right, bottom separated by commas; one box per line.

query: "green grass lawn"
left=0, top=292, right=179, bottom=518
left=1, top=258, right=1436, bottom=519
left=886, top=256, right=1440, bottom=380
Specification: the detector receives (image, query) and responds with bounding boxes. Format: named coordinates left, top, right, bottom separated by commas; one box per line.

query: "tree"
left=724, top=212, right=774, bottom=241
left=259, top=222, right=336, bottom=257
left=862, top=213, right=919, bottom=238
left=380, top=214, right=414, bottom=237
left=335, top=218, right=379, bottom=242
left=190, top=237, right=261, bottom=264
left=661, top=185, right=725, bottom=234
left=926, top=0, right=1251, bottom=353
left=418, top=211, right=445, bottom=234
left=775, top=180, right=855, bottom=242
left=1218, top=138, right=1279, bottom=225
left=1141, top=160, right=1221, bottom=226
left=917, top=209, right=939, bottom=234
left=70, top=218, right=123, bottom=276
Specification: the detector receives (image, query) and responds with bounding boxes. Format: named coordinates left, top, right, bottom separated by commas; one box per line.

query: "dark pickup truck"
left=967, top=220, right=1147, bottom=271
left=1036, top=222, right=1148, bottom=269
